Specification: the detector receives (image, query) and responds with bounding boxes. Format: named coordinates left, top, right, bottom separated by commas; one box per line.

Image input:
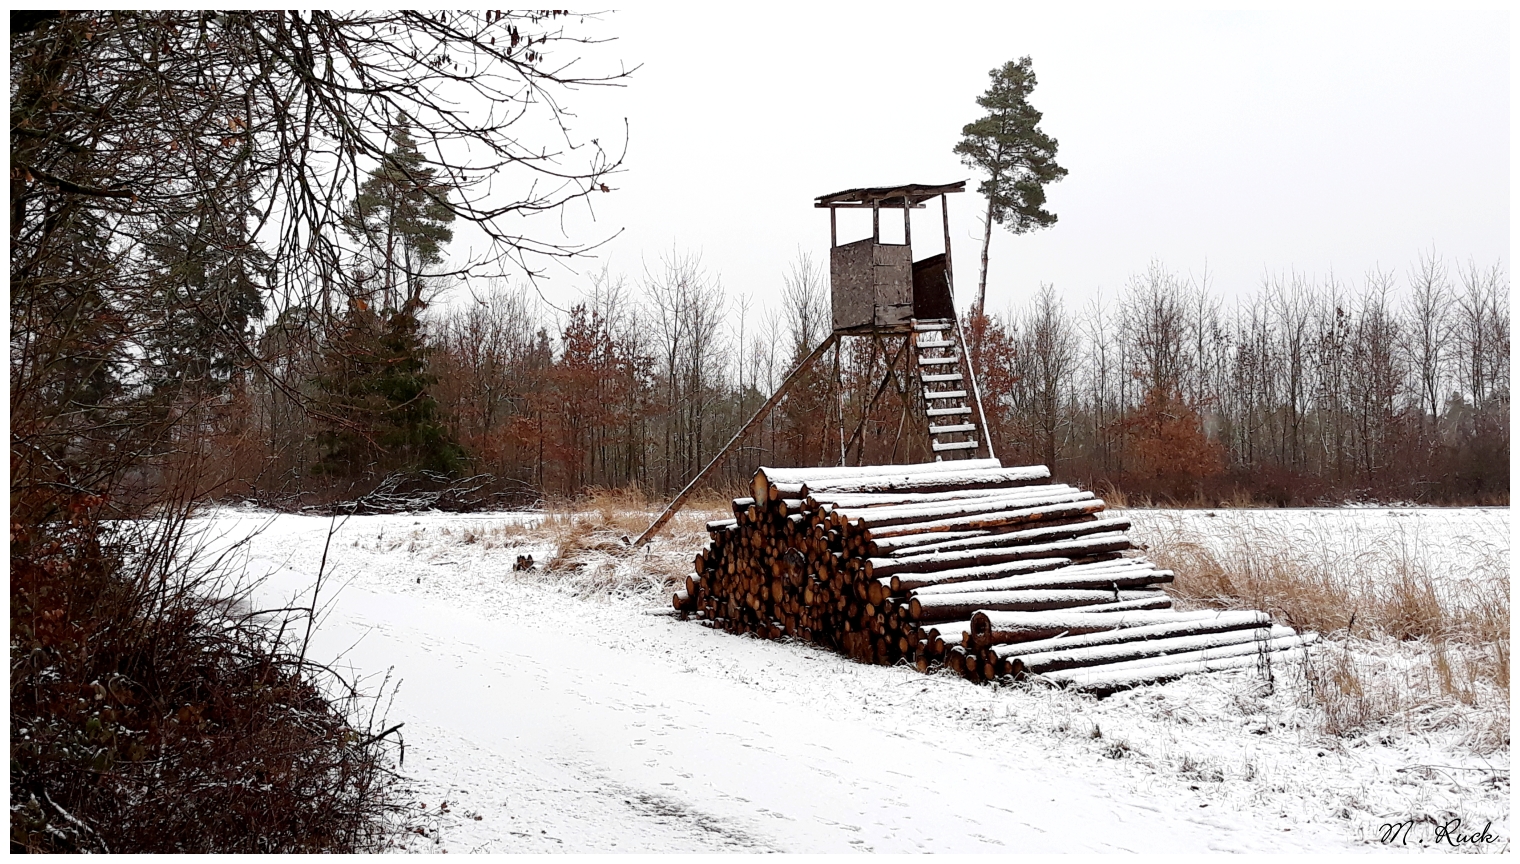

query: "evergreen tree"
left=954, top=57, right=1067, bottom=319
left=344, top=115, right=455, bottom=311
left=143, top=205, right=269, bottom=396
left=316, top=117, right=463, bottom=478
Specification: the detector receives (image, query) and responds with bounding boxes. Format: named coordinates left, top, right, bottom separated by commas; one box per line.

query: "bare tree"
left=1405, top=251, right=1454, bottom=435
left=781, top=250, right=830, bottom=360
left=1269, top=272, right=1314, bottom=469
left=1455, top=259, right=1508, bottom=407
left=1124, top=262, right=1192, bottom=403
left=1346, top=270, right=1405, bottom=483
left=1011, top=285, right=1076, bottom=469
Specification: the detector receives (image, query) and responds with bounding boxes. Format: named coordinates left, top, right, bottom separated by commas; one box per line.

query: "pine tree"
left=316, top=117, right=463, bottom=478
left=954, top=57, right=1067, bottom=319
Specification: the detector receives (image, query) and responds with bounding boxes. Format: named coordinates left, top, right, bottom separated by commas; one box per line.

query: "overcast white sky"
left=454, top=5, right=1510, bottom=319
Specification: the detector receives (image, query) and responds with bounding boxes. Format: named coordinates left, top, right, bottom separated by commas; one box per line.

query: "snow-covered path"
left=281, top=571, right=1345, bottom=853
left=196, top=509, right=1504, bottom=853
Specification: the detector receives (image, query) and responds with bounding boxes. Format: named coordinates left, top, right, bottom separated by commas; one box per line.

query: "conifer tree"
left=954, top=57, right=1067, bottom=319
left=317, top=118, right=463, bottom=478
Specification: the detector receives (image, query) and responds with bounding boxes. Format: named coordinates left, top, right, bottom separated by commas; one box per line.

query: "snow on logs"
left=680, top=460, right=1314, bottom=694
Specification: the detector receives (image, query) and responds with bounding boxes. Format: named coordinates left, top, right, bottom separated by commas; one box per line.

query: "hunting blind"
left=637, top=181, right=991, bottom=546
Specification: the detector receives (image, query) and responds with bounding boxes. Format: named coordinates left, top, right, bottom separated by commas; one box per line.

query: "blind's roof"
left=814, top=181, right=966, bottom=209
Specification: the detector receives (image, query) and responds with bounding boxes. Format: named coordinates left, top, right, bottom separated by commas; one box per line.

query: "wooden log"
left=908, top=589, right=1162, bottom=622
left=871, top=529, right=993, bottom=552
left=871, top=533, right=1132, bottom=581
left=968, top=608, right=1224, bottom=648
left=753, top=459, right=1005, bottom=501
left=865, top=500, right=1108, bottom=541
left=987, top=610, right=1270, bottom=655
left=1048, top=631, right=1317, bottom=678
left=909, top=567, right=1172, bottom=598
left=881, top=515, right=1133, bottom=557
left=673, top=590, right=697, bottom=612
left=1073, top=595, right=1173, bottom=613
left=784, top=465, right=1052, bottom=497
left=888, top=556, right=1073, bottom=592
left=916, top=619, right=971, bottom=641
left=835, top=490, right=1094, bottom=530
left=805, top=484, right=1073, bottom=510
left=892, top=555, right=1151, bottom=592
left=1012, top=624, right=1294, bottom=675
left=1044, top=636, right=1319, bottom=695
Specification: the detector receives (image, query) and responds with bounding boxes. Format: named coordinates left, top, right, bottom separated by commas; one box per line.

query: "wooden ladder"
left=911, top=318, right=983, bottom=460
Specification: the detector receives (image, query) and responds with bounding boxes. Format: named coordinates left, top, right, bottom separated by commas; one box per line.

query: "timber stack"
left=676, top=459, right=1316, bottom=695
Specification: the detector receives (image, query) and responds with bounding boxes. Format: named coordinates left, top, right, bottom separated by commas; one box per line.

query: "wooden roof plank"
left=815, top=181, right=967, bottom=207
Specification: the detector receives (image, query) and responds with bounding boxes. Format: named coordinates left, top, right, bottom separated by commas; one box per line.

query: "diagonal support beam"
left=634, top=333, right=839, bottom=547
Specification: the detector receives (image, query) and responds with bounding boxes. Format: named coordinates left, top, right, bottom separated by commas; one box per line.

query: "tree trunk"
left=976, top=194, right=995, bottom=320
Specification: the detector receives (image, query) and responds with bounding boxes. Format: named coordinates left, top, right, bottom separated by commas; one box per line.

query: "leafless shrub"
left=11, top=508, right=412, bottom=852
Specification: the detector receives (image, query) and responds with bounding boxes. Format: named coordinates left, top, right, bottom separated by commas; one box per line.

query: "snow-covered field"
left=1125, top=506, right=1510, bottom=607
left=194, top=505, right=1509, bottom=853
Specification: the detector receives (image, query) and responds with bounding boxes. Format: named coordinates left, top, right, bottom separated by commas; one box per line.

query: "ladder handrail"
left=951, top=316, right=996, bottom=461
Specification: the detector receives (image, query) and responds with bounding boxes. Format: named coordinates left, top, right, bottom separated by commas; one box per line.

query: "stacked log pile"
left=676, top=459, right=1316, bottom=694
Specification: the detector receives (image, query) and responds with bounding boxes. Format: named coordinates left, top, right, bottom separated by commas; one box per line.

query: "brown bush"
left=10, top=502, right=409, bottom=853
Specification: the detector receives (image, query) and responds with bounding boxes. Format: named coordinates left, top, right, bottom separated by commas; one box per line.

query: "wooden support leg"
left=634, top=334, right=839, bottom=547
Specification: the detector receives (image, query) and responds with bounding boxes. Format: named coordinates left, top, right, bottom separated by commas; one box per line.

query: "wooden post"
left=941, top=194, right=954, bottom=288
left=634, top=333, right=840, bottom=547
left=832, top=337, right=845, bottom=465
left=903, top=198, right=912, bottom=249
left=830, top=206, right=837, bottom=248
left=872, top=201, right=880, bottom=242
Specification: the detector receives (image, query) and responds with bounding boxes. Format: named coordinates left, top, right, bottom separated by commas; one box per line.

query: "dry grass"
left=456, top=486, right=723, bottom=599
left=1130, top=510, right=1509, bottom=751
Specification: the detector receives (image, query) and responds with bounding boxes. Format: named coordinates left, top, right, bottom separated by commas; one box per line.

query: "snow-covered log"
left=879, top=515, right=1133, bottom=557
left=967, top=608, right=1227, bottom=648
left=885, top=556, right=1073, bottom=592
left=752, top=459, right=1005, bottom=500
left=908, top=566, right=1172, bottom=598
left=786, top=465, right=1051, bottom=497
left=686, top=458, right=1310, bottom=689
left=986, top=610, right=1270, bottom=656
left=873, top=536, right=1137, bottom=583
left=828, top=490, right=1093, bottom=529
left=908, top=589, right=1164, bottom=623
left=1044, top=636, right=1319, bottom=695
left=864, top=500, right=1108, bottom=541
left=1009, top=624, right=1294, bottom=675
left=805, top=484, right=1072, bottom=510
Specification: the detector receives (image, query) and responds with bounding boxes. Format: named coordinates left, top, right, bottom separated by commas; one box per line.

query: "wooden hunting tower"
left=636, top=179, right=992, bottom=547
left=815, top=181, right=965, bottom=333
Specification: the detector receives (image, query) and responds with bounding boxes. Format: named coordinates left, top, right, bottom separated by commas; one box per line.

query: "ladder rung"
left=921, top=372, right=963, bottom=383
left=926, top=406, right=972, bottom=417
left=915, top=337, right=956, bottom=349
left=923, top=389, right=967, bottom=400
left=912, top=320, right=954, bottom=331
left=933, top=440, right=980, bottom=452
left=929, top=423, right=976, bottom=435
left=918, top=356, right=957, bottom=366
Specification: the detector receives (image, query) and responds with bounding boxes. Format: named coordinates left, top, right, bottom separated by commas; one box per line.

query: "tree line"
left=212, top=248, right=1508, bottom=507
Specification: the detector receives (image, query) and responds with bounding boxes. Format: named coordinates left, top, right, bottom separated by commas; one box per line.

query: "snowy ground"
left=194, top=506, right=1509, bottom=853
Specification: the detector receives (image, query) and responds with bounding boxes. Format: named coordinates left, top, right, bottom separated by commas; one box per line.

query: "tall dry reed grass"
left=1130, top=510, right=1509, bottom=751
